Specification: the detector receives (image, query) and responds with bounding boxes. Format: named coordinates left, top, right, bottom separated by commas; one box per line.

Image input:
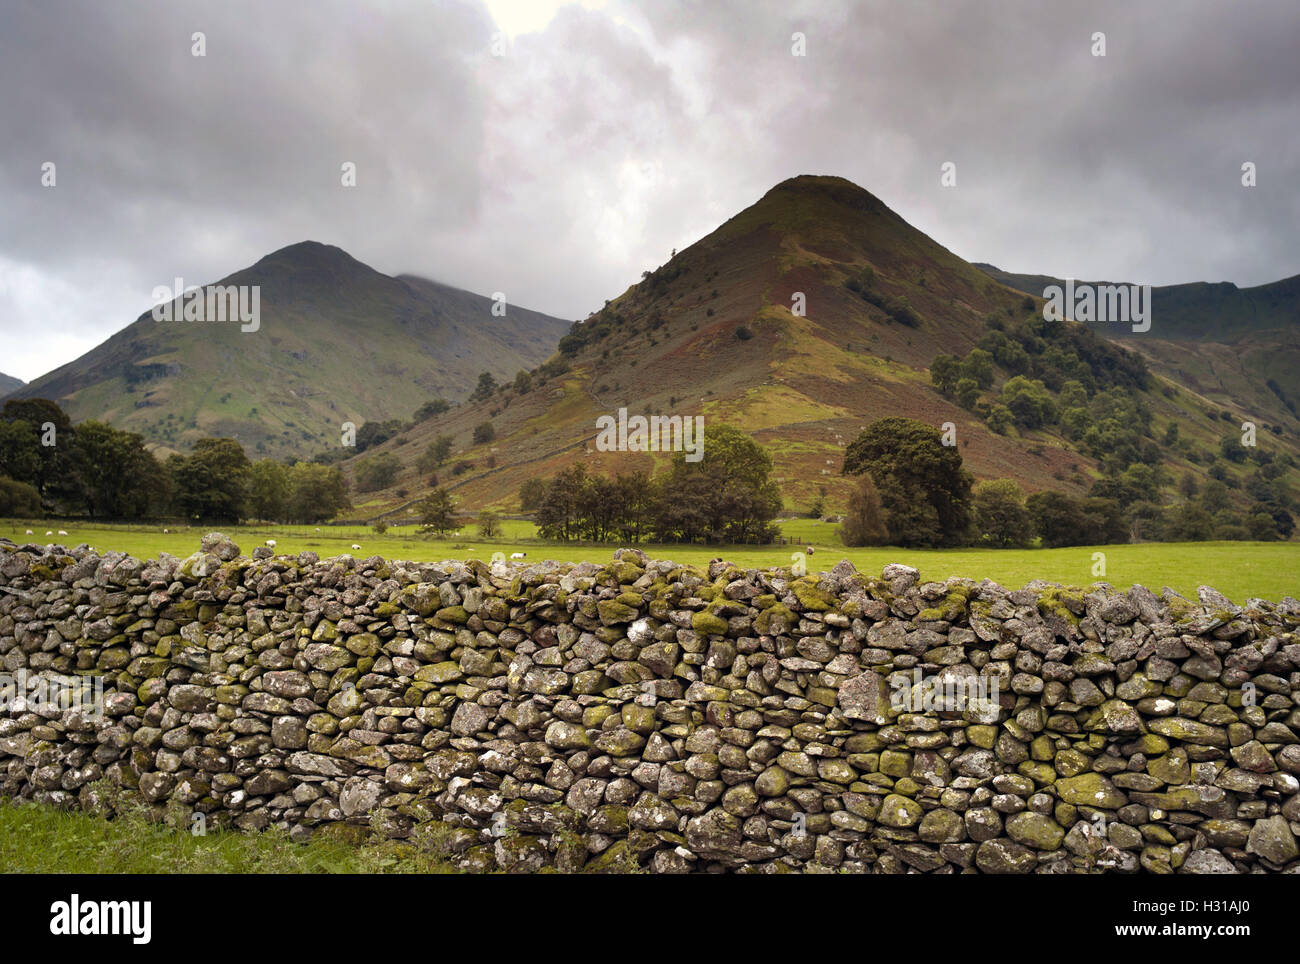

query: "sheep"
left=266, top=539, right=276, bottom=548
left=806, top=545, right=815, bottom=555
left=351, top=544, right=362, bottom=551
left=45, top=530, right=53, bottom=536
left=509, top=552, right=526, bottom=560
left=163, top=528, right=168, bottom=533
left=58, top=530, right=68, bottom=536
left=314, top=527, right=320, bottom=531
left=25, top=529, right=33, bottom=535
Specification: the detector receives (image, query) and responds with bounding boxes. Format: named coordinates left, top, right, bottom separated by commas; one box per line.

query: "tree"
left=1059, top=380, right=1088, bottom=410
left=536, top=464, right=587, bottom=541
left=513, top=371, right=532, bottom=394
left=413, top=398, right=450, bottom=422
left=518, top=477, right=546, bottom=512
left=248, top=459, right=291, bottom=521
left=1026, top=491, right=1084, bottom=548
left=0, top=476, right=41, bottom=516
left=1027, top=491, right=1127, bottom=547
left=955, top=378, right=981, bottom=411
left=1000, top=376, right=1057, bottom=429
left=612, top=471, right=654, bottom=542
left=842, top=417, right=973, bottom=547
left=477, top=508, right=500, bottom=538
left=0, top=398, right=79, bottom=506
left=984, top=404, right=1014, bottom=435
left=960, top=349, right=995, bottom=389
left=839, top=473, right=888, bottom=546
left=1163, top=501, right=1214, bottom=542
left=1060, top=406, right=1091, bottom=440
left=1220, top=436, right=1249, bottom=464
left=929, top=354, right=961, bottom=396
left=172, top=437, right=251, bottom=523
left=355, top=419, right=403, bottom=453
left=470, top=371, right=498, bottom=402
left=473, top=421, right=495, bottom=445
left=286, top=462, right=351, bottom=523
left=71, top=421, right=167, bottom=519
left=419, top=487, right=457, bottom=535
left=972, top=479, right=1031, bottom=547
left=418, top=436, right=454, bottom=476
left=653, top=423, right=781, bottom=543
left=355, top=453, right=402, bottom=493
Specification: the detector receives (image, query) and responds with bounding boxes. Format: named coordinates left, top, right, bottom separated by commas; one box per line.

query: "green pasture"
left=2, top=518, right=1295, bottom=602
left=0, top=799, right=459, bottom=874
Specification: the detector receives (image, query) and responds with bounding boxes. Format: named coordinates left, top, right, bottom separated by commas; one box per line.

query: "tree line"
left=515, top=423, right=783, bottom=544
left=0, top=399, right=350, bottom=523
left=839, top=416, right=1294, bottom=548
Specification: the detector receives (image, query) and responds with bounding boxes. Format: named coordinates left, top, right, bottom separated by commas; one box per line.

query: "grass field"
left=0, top=799, right=459, bottom=874
left=3, top=518, right=1296, bottom=602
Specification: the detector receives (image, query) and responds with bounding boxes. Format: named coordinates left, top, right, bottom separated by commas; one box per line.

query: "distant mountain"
left=973, top=263, right=1300, bottom=341
left=11, top=242, right=571, bottom=458
left=0, top=372, right=24, bottom=398
left=346, top=175, right=1300, bottom=520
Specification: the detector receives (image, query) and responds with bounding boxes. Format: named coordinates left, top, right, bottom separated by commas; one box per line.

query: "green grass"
left=0, top=798, right=459, bottom=873
left=3, top=518, right=1296, bottom=603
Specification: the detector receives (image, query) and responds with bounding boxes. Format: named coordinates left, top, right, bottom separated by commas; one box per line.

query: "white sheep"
left=45, top=530, right=53, bottom=536
left=58, top=530, right=68, bottom=536
left=163, top=528, right=169, bottom=533
left=25, top=529, right=33, bottom=535
left=314, top=527, right=320, bottom=531
left=806, top=545, right=815, bottom=555
left=266, top=539, right=276, bottom=548
left=351, top=544, right=362, bottom=550
left=510, top=552, right=526, bottom=559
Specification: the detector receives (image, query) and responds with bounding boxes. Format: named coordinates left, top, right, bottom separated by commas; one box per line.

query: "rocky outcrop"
left=2, top=534, right=1298, bottom=873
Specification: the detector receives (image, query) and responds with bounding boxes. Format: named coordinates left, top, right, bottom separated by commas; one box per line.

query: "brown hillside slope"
left=347, top=176, right=1300, bottom=520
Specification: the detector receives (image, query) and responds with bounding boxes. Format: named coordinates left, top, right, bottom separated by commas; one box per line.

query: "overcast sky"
left=1, top=0, right=1297, bottom=382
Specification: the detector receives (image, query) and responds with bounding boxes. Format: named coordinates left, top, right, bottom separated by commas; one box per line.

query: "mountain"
left=974, top=263, right=1300, bottom=427
left=973, top=264, right=1300, bottom=341
left=0, top=372, right=24, bottom=398
left=345, top=175, right=1300, bottom=521
left=10, top=242, right=571, bottom=458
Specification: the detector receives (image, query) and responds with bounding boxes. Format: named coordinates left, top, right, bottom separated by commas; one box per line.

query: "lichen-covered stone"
left=0, top=534, right=1296, bottom=875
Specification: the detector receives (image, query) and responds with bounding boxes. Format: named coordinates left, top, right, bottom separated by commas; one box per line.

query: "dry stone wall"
left=2, top=532, right=1300, bottom=874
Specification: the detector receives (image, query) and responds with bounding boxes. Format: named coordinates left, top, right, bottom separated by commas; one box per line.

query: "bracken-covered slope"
left=10, top=242, right=571, bottom=458
left=349, top=175, right=1300, bottom=520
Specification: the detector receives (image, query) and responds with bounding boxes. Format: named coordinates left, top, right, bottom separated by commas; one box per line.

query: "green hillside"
left=10, top=242, right=571, bottom=459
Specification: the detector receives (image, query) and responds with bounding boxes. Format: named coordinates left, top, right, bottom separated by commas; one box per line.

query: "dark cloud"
left=1, top=0, right=1296, bottom=380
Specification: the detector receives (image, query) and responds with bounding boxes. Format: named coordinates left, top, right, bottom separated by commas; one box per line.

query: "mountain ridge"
left=10, top=242, right=572, bottom=458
